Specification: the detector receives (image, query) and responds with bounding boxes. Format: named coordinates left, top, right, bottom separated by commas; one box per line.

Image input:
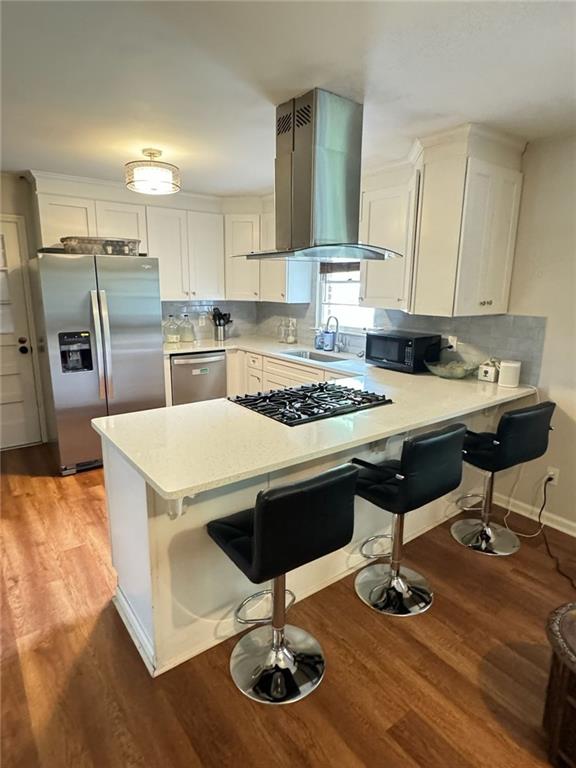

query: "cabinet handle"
left=479, top=301, right=487, bottom=306
left=359, top=296, right=364, bottom=302
left=397, top=297, right=403, bottom=302
left=486, top=300, right=493, bottom=306
left=192, top=291, right=196, bottom=296
left=280, top=293, right=285, bottom=298
left=254, top=292, right=258, bottom=296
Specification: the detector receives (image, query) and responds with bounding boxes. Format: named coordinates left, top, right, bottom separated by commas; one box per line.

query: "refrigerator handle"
left=90, top=290, right=106, bottom=400
left=99, top=289, right=114, bottom=400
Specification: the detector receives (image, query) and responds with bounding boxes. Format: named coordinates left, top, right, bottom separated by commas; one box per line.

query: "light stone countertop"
left=93, top=341, right=535, bottom=499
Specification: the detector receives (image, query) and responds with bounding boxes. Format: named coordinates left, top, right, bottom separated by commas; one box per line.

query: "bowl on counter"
left=425, top=360, right=480, bottom=379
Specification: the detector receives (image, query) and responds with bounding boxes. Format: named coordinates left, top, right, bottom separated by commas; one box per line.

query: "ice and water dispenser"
left=58, top=331, right=93, bottom=373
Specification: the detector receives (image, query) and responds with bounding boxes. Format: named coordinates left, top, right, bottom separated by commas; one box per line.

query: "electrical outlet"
left=546, top=466, right=560, bottom=486
left=448, top=335, right=458, bottom=348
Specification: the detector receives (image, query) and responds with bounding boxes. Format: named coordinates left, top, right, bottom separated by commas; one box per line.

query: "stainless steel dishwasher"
left=170, top=352, right=227, bottom=405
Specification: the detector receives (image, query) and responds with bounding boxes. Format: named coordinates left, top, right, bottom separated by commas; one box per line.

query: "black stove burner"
left=229, top=382, right=393, bottom=426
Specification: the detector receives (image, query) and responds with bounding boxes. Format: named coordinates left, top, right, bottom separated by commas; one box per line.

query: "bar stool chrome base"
left=355, top=563, right=433, bottom=616
left=230, top=624, right=325, bottom=705
left=451, top=518, right=520, bottom=556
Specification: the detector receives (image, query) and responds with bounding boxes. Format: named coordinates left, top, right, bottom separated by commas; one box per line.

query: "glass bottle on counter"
left=277, top=318, right=288, bottom=343
left=163, top=315, right=181, bottom=343
left=286, top=318, right=297, bottom=344
left=179, top=313, right=196, bottom=343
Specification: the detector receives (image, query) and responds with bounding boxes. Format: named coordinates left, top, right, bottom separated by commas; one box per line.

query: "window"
left=317, top=263, right=374, bottom=331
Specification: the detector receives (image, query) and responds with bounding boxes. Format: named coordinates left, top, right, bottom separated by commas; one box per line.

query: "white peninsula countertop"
left=92, top=359, right=534, bottom=501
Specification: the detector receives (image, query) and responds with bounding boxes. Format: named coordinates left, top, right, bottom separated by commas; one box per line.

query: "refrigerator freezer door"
left=95, top=256, right=164, bottom=416
left=36, top=253, right=107, bottom=469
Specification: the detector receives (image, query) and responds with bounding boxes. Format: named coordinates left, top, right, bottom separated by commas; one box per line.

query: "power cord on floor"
left=505, top=474, right=576, bottom=590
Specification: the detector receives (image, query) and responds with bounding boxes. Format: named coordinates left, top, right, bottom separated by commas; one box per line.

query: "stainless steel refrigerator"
left=30, top=251, right=164, bottom=474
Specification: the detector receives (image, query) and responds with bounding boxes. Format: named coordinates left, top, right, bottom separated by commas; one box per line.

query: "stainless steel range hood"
left=242, top=88, right=402, bottom=263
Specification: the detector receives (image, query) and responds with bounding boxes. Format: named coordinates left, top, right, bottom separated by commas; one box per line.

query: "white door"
left=147, top=207, right=189, bottom=301
left=454, top=159, right=522, bottom=316
left=37, top=194, right=97, bottom=247
left=359, top=171, right=419, bottom=311
left=0, top=217, right=42, bottom=448
left=188, top=211, right=225, bottom=300
left=95, top=201, right=148, bottom=251
left=224, top=214, right=260, bottom=300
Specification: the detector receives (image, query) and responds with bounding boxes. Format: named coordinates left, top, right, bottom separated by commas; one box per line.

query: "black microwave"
left=365, top=330, right=441, bottom=374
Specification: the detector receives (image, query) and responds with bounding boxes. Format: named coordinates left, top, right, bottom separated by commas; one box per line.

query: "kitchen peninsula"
left=92, top=365, right=534, bottom=676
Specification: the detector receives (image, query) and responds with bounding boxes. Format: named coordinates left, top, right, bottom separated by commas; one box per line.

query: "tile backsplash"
left=162, top=295, right=546, bottom=385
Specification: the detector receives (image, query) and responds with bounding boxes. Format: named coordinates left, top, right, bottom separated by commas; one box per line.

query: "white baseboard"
left=493, top=492, right=576, bottom=538
left=113, top=588, right=157, bottom=675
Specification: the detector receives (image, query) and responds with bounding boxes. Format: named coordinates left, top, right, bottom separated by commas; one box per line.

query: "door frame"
left=0, top=213, right=47, bottom=444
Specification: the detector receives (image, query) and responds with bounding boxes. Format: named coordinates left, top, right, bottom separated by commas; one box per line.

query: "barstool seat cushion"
left=207, top=508, right=255, bottom=579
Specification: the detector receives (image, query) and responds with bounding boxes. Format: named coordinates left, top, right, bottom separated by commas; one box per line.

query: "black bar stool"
left=352, top=424, right=467, bottom=617
left=452, top=401, right=556, bottom=556
left=207, top=464, right=358, bottom=705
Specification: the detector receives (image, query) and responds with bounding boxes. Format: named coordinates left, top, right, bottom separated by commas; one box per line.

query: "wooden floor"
left=2, top=445, right=575, bottom=768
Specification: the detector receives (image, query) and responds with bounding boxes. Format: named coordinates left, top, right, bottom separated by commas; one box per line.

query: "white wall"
left=495, top=134, right=576, bottom=531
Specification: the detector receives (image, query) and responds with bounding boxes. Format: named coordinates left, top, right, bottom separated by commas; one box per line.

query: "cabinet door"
left=188, top=212, right=225, bottom=300
left=95, top=201, right=148, bottom=251
left=247, top=369, right=264, bottom=394
left=359, top=172, right=419, bottom=311
left=259, top=211, right=284, bottom=301
left=37, top=194, right=97, bottom=247
left=454, top=159, right=522, bottom=316
left=146, top=207, right=189, bottom=301
left=262, top=373, right=295, bottom=391
left=411, top=155, right=468, bottom=317
left=224, top=214, right=260, bottom=300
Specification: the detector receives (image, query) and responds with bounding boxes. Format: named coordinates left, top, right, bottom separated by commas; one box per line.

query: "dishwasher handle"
left=172, top=354, right=226, bottom=366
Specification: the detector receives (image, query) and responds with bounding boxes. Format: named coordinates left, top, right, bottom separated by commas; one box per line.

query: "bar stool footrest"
left=234, top=588, right=296, bottom=625
left=360, top=534, right=393, bottom=560
left=456, top=493, right=484, bottom=512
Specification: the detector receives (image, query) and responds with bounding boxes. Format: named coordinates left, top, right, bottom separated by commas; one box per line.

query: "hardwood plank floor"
left=1, top=444, right=574, bottom=768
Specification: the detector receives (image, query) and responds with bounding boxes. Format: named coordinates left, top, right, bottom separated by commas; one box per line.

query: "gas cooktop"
left=229, top=382, right=393, bottom=426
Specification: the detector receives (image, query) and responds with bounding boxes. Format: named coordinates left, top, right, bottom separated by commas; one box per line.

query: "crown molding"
left=418, top=123, right=526, bottom=153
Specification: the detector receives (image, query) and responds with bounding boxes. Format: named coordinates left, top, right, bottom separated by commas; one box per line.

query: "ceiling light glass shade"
left=125, top=148, right=180, bottom=195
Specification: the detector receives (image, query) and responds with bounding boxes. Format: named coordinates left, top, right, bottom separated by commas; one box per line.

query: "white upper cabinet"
left=224, top=214, right=260, bottom=300
left=37, top=195, right=97, bottom=247
left=359, top=171, right=420, bottom=311
left=147, top=207, right=225, bottom=301
left=453, top=159, right=522, bottom=316
left=146, top=207, right=189, bottom=301
left=411, top=143, right=523, bottom=317
left=259, top=212, right=312, bottom=303
left=411, top=154, right=468, bottom=317
left=95, top=201, right=148, bottom=251
left=188, top=211, right=225, bottom=300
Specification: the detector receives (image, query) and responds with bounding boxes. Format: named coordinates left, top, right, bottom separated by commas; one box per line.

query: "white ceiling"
left=2, top=1, right=575, bottom=195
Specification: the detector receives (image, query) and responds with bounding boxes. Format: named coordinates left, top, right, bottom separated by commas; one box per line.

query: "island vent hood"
left=242, top=88, right=402, bottom=263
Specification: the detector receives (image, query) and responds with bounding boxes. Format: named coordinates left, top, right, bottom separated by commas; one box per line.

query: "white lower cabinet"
left=247, top=369, right=264, bottom=394
left=147, top=207, right=225, bottom=301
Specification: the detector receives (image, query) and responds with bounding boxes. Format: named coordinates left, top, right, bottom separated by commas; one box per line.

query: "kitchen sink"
left=284, top=350, right=347, bottom=363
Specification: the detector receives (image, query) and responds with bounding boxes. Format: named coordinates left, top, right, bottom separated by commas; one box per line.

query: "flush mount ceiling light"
left=124, top=148, right=180, bottom=195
